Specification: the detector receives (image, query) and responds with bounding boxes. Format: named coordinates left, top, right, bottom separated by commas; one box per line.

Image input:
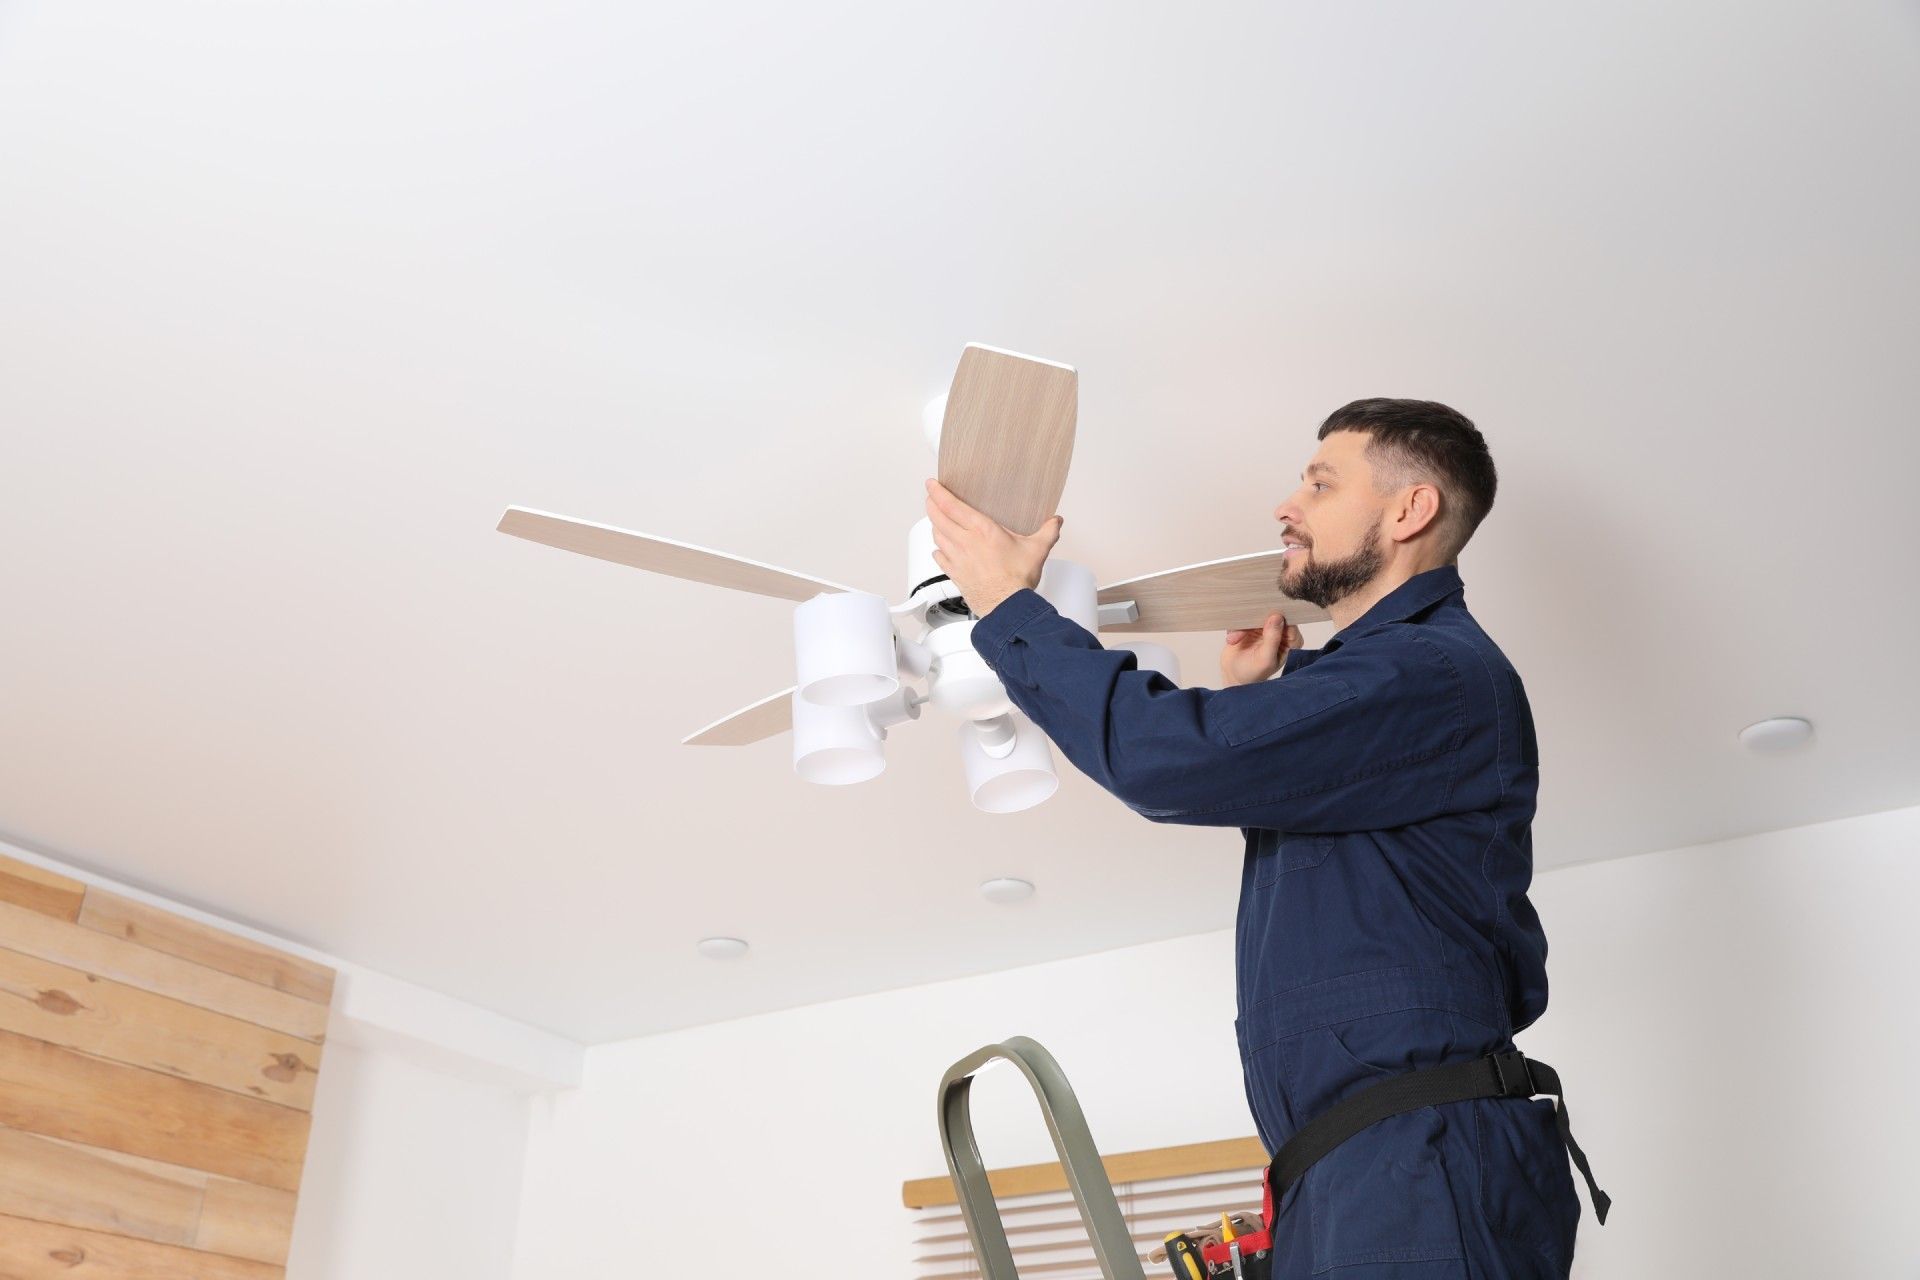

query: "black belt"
left=1267, top=1050, right=1611, bottom=1225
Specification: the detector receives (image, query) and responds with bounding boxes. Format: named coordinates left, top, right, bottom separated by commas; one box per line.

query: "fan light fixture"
left=1113, top=639, right=1181, bottom=684
left=791, top=685, right=921, bottom=784
left=1038, top=558, right=1099, bottom=632
left=498, top=342, right=1335, bottom=815
left=791, top=693, right=886, bottom=784
left=959, top=711, right=1059, bottom=813
left=794, top=590, right=899, bottom=707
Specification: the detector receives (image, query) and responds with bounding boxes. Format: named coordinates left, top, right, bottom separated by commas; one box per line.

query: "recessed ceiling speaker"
left=1737, top=716, right=1814, bottom=752
left=979, top=877, right=1036, bottom=904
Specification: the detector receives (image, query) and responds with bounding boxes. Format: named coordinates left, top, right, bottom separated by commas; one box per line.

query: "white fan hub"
left=923, top=620, right=1014, bottom=721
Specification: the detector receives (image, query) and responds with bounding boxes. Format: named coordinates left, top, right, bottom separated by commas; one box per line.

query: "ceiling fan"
left=498, top=344, right=1328, bottom=812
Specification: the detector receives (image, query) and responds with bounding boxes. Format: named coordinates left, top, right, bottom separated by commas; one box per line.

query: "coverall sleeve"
left=968, top=588, right=1468, bottom=834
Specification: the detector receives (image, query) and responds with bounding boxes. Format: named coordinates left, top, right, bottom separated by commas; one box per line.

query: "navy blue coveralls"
left=970, top=564, right=1585, bottom=1278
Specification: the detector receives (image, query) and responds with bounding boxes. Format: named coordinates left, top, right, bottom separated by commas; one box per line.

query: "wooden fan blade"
left=936, top=344, right=1078, bottom=535
left=498, top=508, right=855, bottom=602
left=1096, top=551, right=1331, bottom=633
left=683, top=687, right=796, bottom=746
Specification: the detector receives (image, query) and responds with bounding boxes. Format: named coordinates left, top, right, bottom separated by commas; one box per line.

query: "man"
left=924, top=399, right=1604, bottom=1279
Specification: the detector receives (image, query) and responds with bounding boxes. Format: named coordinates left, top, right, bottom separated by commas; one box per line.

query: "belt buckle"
left=1492, top=1050, right=1536, bottom=1098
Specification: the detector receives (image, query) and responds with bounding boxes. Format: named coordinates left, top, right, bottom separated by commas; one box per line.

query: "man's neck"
left=1325, top=558, right=1450, bottom=633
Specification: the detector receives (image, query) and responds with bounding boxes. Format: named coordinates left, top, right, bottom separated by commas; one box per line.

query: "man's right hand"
left=1220, top=611, right=1302, bottom=686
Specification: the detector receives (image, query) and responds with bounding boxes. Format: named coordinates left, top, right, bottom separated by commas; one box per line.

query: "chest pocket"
left=1212, top=675, right=1357, bottom=749
left=1253, top=834, right=1335, bottom=888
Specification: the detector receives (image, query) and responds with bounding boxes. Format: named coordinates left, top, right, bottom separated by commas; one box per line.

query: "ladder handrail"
left=936, top=1036, right=1148, bottom=1280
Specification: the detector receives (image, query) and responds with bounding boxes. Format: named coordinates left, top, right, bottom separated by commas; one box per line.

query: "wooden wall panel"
left=0, top=1021, right=310, bottom=1189
left=0, top=901, right=328, bottom=1042
left=0, top=851, right=335, bottom=1273
left=0, top=948, right=319, bottom=1108
left=0, top=862, right=84, bottom=924
left=0, top=1126, right=203, bottom=1246
left=198, top=1177, right=299, bottom=1267
left=77, top=892, right=335, bottom=1006
left=0, top=1127, right=299, bottom=1268
left=0, top=1211, right=284, bottom=1280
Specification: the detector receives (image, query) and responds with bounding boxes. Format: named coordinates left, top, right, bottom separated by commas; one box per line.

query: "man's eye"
left=1312, top=482, right=1328, bottom=492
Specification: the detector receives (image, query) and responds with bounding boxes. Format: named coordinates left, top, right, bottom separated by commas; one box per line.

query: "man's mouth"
left=1282, top=539, right=1309, bottom=557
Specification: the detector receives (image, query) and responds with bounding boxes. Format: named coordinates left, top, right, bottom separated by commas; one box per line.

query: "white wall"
left=510, top=803, right=1920, bottom=1278
left=287, top=1040, right=534, bottom=1279
left=511, top=927, right=1255, bottom=1279
left=1514, top=803, right=1920, bottom=1277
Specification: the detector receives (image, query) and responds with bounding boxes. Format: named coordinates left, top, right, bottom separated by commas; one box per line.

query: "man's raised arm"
left=970, top=590, right=1471, bottom=834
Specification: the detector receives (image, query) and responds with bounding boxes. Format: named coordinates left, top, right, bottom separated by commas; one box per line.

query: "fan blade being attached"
left=936, top=344, right=1078, bottom=536
left=498, top=508, right=855, bottom=602
left=1096, top=551, right=1330, bottom=633
left=682, top=687, right=797, bottom=746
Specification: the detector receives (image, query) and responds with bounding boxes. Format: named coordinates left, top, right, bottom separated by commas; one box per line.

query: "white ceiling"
left=2, top=2, right=1915, bottom=1044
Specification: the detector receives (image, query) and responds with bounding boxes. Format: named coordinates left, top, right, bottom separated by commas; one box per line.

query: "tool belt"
left=1156, top=1050, right=1610, bottom=1280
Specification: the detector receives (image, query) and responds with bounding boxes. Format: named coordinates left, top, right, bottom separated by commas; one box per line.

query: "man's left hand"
left=924, top=478, right=1063, bottom=618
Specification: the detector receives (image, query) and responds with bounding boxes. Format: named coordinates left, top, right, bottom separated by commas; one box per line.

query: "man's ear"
left=1390, top=484, right=1443, bottom=544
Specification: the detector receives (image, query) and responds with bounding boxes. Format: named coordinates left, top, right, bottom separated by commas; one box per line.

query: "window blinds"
left=907, top=1159, right=1267, bottom=1280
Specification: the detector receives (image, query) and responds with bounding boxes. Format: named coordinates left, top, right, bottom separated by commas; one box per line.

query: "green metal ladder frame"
left=937, top=1036, right=1148, bottom=1280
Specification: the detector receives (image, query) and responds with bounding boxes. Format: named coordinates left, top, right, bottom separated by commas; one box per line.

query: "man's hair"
left=1317, top=398, right=1497, bottom=561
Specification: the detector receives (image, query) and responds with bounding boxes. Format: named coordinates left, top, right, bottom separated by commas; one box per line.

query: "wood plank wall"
left=0, top=850, right=334, bottom=1274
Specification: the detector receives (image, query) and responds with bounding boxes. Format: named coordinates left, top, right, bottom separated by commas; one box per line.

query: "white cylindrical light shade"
left=922, top=393, right=949, bottom=453
left=1115, top=640, right=1181, bottom=684
left=1039, top=559, right=1099, bottom=632
left=794, top=591, right=899, bottom=707
left=958, top=711, right=1059, bottom=813
left=792, top=690, right=885, bottom=784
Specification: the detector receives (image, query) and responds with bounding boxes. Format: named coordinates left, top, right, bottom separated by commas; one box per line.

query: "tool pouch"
left=1159, top=1227, right=1274, bottom=1280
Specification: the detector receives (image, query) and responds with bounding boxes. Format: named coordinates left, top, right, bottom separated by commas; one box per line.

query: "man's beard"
left=1279, top=516, right=1386, bottom=609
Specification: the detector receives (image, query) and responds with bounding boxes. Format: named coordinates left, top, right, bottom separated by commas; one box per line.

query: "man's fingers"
left=923, top=515, right=951, bottom=554
left=924, top=489, right=961, bottom=530
left=917, top=506, right=975, bottom=564
left=924, top=478, right=983, bottom=531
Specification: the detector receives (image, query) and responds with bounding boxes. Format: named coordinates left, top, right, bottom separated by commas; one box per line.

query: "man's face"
left=1273, top=430, right=1389, bottom=610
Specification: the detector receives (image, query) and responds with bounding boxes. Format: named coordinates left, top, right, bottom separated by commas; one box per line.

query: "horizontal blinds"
left=909, top=1164, right=1265, bottom=1280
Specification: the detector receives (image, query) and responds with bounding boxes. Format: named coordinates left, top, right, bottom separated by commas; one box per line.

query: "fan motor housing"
left=924, top=620, right=1014, bottom=721
left=906, top=517, right=967, bottom=614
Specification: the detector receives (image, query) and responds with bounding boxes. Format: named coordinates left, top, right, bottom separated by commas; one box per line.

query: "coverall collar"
left=1319, top=562, right=1465, bottom=654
